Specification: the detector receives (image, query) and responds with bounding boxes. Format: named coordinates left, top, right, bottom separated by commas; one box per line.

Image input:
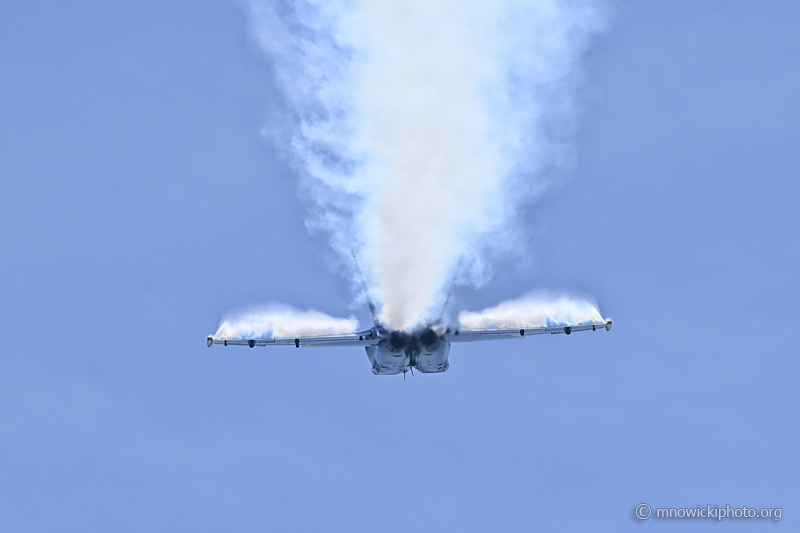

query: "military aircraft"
left=207, top=302, right=612, bottom=376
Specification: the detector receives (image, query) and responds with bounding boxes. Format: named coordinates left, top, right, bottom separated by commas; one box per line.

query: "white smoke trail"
left=458, top=291, right=604, bottom=329
left=214, top=303, right=359, bottom=339
left=249, top=1, right=604, bottom=330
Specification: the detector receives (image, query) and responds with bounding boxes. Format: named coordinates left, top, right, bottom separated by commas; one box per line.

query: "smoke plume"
left=248, top=0, right=604, bottom=330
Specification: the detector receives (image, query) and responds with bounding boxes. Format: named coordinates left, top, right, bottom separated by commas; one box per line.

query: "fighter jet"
left=206, top=302, right=612, bottom=376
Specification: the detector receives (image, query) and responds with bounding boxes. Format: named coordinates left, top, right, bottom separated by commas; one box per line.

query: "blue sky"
left=1, top=1, right=798, bottom=531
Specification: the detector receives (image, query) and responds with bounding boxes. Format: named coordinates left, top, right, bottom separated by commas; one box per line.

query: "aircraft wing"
left=207, top=330, right=381, bottom=349
left=443, top=320, right=612, bottom=343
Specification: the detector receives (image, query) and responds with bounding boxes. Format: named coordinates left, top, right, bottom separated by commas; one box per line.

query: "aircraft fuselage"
left=366, top=327, right=451, bottom=375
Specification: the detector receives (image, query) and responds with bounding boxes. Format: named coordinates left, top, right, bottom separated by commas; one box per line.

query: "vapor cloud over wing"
left=248, top=1, right=604, bottom=330
left=215, top=303, right=359, bottom=339
left=458, top=291, right=604, bottom=329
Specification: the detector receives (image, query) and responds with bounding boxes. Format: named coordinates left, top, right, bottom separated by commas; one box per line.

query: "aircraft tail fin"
left=352, top=251, right=382, bottom=328
left=436, top=284, right=455, bottom=326
left=367, top=301, right=381, bottom=328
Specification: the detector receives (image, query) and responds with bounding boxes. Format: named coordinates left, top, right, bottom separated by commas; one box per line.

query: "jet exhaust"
left=247, top=0, right=606, bottom=331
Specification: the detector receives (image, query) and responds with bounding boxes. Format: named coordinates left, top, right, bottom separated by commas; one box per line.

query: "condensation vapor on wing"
left=248, top=1, right=604, bottom=331
left=214, top=303, right=359, bottom=339
left=458, top=291, right=604, bottom=329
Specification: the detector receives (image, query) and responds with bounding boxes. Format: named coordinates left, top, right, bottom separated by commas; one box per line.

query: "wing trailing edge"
left=207, top=329, right=381, bottom=349
left=444, top=320, right=612, bottom=343
left=206, top=320, right=612, bottom=348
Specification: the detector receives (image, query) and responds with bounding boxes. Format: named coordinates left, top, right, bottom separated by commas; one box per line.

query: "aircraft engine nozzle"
left=389, top=331, right=408, bottom=350
left=248, top=339, right=255, bottom=348
left=419, top=328, right=438, bottom=348
left=207, top=337, right=213, bottom=348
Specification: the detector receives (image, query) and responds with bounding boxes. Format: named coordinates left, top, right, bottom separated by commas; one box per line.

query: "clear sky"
left=1, top=1, right=798, bottom=531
